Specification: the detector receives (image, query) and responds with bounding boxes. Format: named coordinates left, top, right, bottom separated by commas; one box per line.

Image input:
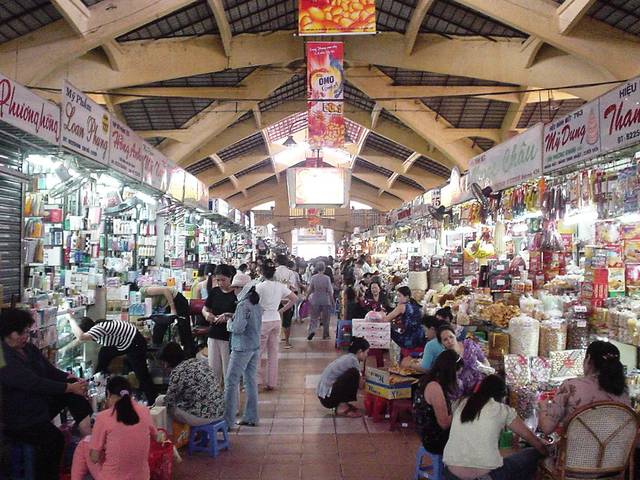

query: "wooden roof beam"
left=198, top=150, right=269, bottom=186
left=51, top=0, right=90, bottom=36
left=207, top=0, right=232, bottom=57
left=405, top=0, right=435, bottom=55
left=557, top=0, right=597, bottom=34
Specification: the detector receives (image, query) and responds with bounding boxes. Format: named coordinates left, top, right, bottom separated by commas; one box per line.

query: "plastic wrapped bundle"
left=408, top=271, right=428, bottom=291
left=567, top=319, right=589, bottom=349
left=539, top=319, right=567, bottom=357
left=509, top=315, right=540, bottom=357
left=489, top=332, right=510, bottom=360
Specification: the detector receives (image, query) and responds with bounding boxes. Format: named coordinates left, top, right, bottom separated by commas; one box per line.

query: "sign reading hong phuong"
left=467, top=123, right=543, bottom=192
left=599, top=77, right=640, bottom=154
left=0, top=73, right=60, bottom=145
left=298, top=0, right=376, bottom=35
left=543, top=101, right=600, bottom=173
left=109, top=118, right=145, bottom=181
left=61, top=81, right=110, bottom=166
left=306, top=42, right=345, bottom=149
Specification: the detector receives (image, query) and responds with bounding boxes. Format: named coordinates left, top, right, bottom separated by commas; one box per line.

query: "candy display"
left=509, top=315, right=540, bottom=357
left=538, top=319, right=567, bottom=357
left=550, top=349, right=585, bottom=379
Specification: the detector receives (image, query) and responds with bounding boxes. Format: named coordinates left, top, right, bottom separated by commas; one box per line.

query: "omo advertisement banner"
left=61, top=81, right=110, bottom=166
left=306, top=42, right=344, bottom=148
left=599, top=76, right=640, bottom=154
left=542, top=101, right=600, bottom=173
left=298, top=0, right=376, bottom=35
left=0, top=73, right=60, bottom=145
left=467, top=123, right=543, bottom=192
left=109, top=117, right=144, bottom=181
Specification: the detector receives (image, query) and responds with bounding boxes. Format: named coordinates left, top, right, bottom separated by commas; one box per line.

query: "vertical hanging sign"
left=61, top=81, right=110, bottom=166
left=306, top=41, right=345, bottom=149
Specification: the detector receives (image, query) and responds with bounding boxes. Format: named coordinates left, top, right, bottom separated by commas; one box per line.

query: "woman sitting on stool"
left=71, top=376, right=157, bottom=480
left=317, top=337, right=370, bottom=417
left=156, top=342, right=224, bottom=426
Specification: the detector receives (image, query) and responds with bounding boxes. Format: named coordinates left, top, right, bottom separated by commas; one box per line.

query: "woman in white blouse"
left=443, top=375, right=547, bottom=480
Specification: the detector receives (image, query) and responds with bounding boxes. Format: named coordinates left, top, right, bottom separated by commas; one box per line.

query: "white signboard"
left=143, top=147, right=169, bottom=192
left=467, top=123, right=543, bottom=191
left=599, top=77, right=640, bottom=153
left=109, top=118, right=143, bottom=181
left=543, top=101, right=600, bottom=173
left=61, top=81, right=110, bottom=165
left=0, top=73, right=60, bottom=145
left=352, top=319, right=390, bottom=349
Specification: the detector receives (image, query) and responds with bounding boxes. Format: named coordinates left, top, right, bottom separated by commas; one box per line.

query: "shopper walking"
left=255, top=260, right=297, bottom=390
left=274, top=254, right=299, bottom=349
left=225, top=278, right=262, bottom=427
left=202, top=264, right=237, bottom=385
left=307, top=261, right=336, bottom=341
left=74, top=317, right=157, bottom=404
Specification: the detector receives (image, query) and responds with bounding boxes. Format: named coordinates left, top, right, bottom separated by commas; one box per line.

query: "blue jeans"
left=444, top=448, right=541, bottom=480
left=224, top=349, right=260, bottom=426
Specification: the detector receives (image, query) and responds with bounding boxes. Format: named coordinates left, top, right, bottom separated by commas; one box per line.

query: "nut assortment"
left=479, top=302, right=520, bottom=328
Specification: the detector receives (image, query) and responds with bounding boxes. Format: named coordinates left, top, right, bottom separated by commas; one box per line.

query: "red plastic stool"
left=364, top=393, right=389, bottom=422
left=388, top=398, right=413, bottom=431
left=368, top=348, right=385, bottom=367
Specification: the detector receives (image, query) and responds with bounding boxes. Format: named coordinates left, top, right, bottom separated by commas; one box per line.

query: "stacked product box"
left=352, top=319, right=390, bottom=349
left=447, top=252, right=464, bottom=286
left=364, top=367, right=417, bottom=400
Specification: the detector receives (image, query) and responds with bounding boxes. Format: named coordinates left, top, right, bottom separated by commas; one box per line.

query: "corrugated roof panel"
left=217, top=132, right=266, bottom=161
left=141, top=67, right=257, bottom=88
left=236, top=158, right=273, bottom=177
left=377, top=66, right=515, bottom=87
left=224, top=0, right=297, bottom=34
left=420, top=0, right=527, bottom=38
left=210, top=178, right=230, bottom=189
left=117, top=0, right=218, bottom=42
left=588, top=0, right=640, bottom=36
left=413, top=155, right=451, bottom=178
left=376, top=0, right=416, bottom=33
left=397, top=175, right=425, bottom=191
left=186, top=157, right=216, bottom=176
left=344, top=83, right=375, bottom=113
left=422, top=97, right=509, bottom=128
left=517, top=99, right=586, bottom=129
left=365, top=132, right=412, bottom=159
left=258, top=75, right=305, bottom=112
left=356, top=157, right=394, bottom=177
left=120, top=97, right=214, bottom=130
left=0, top=0, right=61, bottom=44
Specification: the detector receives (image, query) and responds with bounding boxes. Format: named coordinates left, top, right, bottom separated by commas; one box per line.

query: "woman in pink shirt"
left=72, top=376, right=157, bottom=480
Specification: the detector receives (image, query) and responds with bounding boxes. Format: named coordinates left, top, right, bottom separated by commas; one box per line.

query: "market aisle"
left=174, top=318, right=420, bottom=479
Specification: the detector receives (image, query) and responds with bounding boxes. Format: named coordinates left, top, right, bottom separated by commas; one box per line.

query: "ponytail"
left=106, top=376, right=140, bottom=426
left=247, top=286, right=260, bottom=305
left=586, top=341, right=627, bottom=396
left=460, top=375, right=507, bottom=424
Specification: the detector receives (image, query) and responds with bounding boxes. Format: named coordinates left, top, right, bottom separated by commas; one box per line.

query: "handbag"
left=149, top=429, right=174, bottom=480
left=189, top=299, right=205, bottom=315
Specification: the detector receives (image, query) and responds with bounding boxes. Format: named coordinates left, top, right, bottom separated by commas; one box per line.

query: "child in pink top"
left=72, top=376, right=157, bottom=480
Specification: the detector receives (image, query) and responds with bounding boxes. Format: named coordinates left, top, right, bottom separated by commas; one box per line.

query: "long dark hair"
left=106, top=376, right=139, bottom=426
left=262, top=260, right=276, bottom=279
left=460, top=375, right=507, bottom=424
left=397, top=286, right=419, bottom=306
left=205, top=263, right=217, bottom=292
left=436, top=323, right=456, bottom=343
left=246, top=286, right=260, bottom=305
left=423, top=349, right=461, bottom=396
left=586, top=341, right=627, bottom=396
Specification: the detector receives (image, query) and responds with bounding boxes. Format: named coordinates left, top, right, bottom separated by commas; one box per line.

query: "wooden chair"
left=539, top=401, right=639, bottom=480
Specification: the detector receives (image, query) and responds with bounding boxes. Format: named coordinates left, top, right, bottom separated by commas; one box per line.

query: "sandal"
left=335, top=405, right=362, bottom=418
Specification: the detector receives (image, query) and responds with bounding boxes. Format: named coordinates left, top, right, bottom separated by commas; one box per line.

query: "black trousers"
left=151, top=293, right=195, bottom=357
left=6, top=392, right=93, bottom=480
left=95, top=331, right=157, bottom=404
left=319, top=368, right=360, bottom=409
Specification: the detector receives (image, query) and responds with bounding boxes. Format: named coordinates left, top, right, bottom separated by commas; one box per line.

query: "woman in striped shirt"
left=72, top=317, right=157, bottom=403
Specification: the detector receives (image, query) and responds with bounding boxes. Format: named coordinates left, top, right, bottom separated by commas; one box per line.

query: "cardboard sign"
left=109, top=117, right=144, bottom=181
left=599, top=76, right=640, bottom=153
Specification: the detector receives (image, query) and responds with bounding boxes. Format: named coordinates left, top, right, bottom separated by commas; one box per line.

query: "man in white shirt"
left=275, top=255, right=299, bottom=348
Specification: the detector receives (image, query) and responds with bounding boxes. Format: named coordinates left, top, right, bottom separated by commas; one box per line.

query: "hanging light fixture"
left=283, top=134, right=297, bottom=147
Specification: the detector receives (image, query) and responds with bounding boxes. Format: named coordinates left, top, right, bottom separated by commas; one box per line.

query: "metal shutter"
left=0, top=133, right=24, bottom=304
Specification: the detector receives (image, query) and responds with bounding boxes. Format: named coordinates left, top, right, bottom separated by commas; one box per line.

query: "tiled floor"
left=174, top=319, right=421, bottom=479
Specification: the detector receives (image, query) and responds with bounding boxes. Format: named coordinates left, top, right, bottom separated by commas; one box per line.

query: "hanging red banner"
left=306, top=42, right=344, bottom=149
left=298, top=0, right=376, bottom=35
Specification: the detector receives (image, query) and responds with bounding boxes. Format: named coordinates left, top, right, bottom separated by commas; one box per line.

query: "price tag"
left=496, top=265, right=505, bottom=271
left=577, top=320, right=587, bottom=328
left=497, top=279, right=505, bottom=286
left=574, top=305, right=588, bottom=313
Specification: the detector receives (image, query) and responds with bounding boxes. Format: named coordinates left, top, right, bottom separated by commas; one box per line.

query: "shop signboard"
left=143, top=148, right=169, bottom=192
left=196, top=179, right=209, bottom=211
left=467, top=123, right=543, bottom=192
left=0, top=73, right=60, bottom=145
left=166, top=163, right=185, bottom=202
left=543, top=100, right=600, bottom=173
left=183, top=172, right=199, bottom=206
left=307, top=42, right=344, bottom=149
left=61, top=81, right=110, bottom=166
left=109, top=117, right=144, bottom=181
left=298, top=0, right=376, bottom=35
left=599, top=76, right=640, bottom=153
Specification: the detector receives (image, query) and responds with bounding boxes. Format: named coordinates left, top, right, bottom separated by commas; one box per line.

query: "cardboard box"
left=365, top=381, right=413, bottom=400
left=364, top=367, right=416, bottom=399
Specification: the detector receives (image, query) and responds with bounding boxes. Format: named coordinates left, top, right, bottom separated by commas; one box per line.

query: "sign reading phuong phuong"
left=467, top=123, right=543, bottom=191
left=61, top=81, right=110, bottom=165
left=599, top=76, right=640, bottom=153
left=0, top=73, right=60, bottom=145
left=109, top=117, right=144, bottom=181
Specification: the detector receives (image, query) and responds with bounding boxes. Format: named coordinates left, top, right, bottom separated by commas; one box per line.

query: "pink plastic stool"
left=364, top=393, right=389, bottom=422
left=388, top=398, right=413, bottom=431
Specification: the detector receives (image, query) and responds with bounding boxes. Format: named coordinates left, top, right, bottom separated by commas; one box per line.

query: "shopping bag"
left=299, top=300, right=310, bottom=319
left=149, top=429, right=174, bottom=480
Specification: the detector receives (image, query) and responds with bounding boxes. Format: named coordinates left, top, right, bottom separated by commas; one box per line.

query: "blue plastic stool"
left=414, top=445, right=443, bottom=480
left=335, top=319, right=352, bottom=349
left=10, top=443, right=35, bottom=480
left=187, top=420, right=230, bottom=457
